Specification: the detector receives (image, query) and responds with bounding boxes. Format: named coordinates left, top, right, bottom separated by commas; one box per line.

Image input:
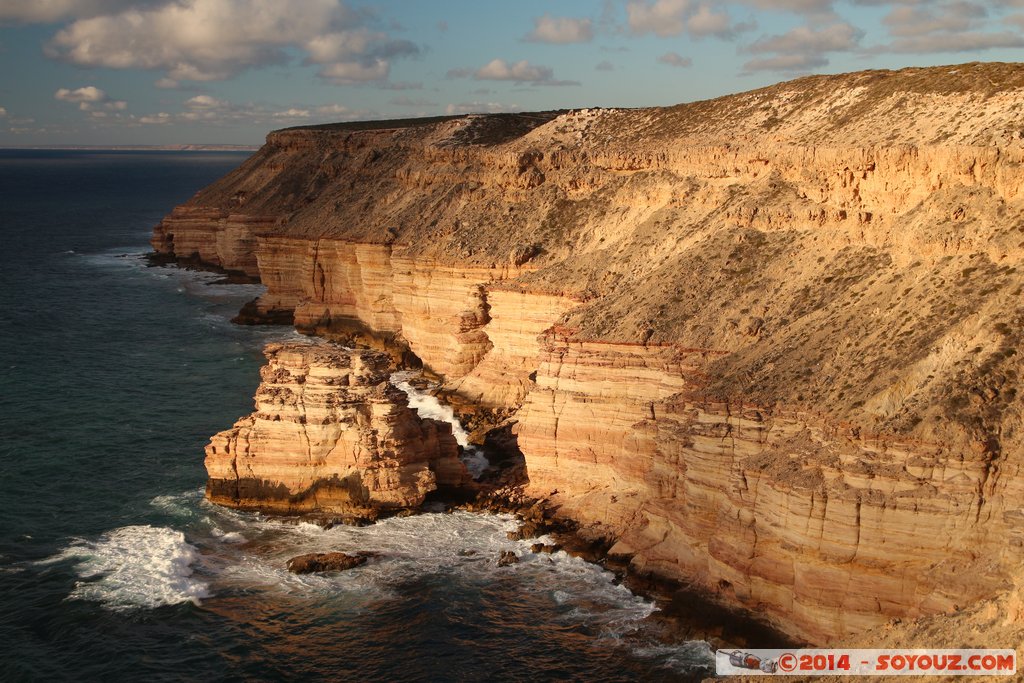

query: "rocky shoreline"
left=258, top=469, right=797, bottom=651
left=203, top=342, right=792, bottom=649
left=461, top=486, right=798, bottom=650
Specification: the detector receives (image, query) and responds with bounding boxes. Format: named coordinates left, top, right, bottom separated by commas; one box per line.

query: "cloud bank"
left=54, top=86, right=127, bottom=112
left=448, top=59, right=580, bottom=86
left=524, top=14, right=594, bottom=43
left=36, top=0, right=417, bottom=85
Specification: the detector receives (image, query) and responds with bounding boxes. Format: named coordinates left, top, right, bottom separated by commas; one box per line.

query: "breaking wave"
left=139, top=491, right=715, bottom=675
left=43, top=525, right=210, bottom=610
left=390, top=371, right=490, bottom=478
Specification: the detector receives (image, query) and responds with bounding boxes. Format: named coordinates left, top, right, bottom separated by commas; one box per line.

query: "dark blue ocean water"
left=0, top=150, right=712, bottom=681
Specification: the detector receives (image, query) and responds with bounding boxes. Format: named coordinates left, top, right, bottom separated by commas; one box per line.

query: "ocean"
left=0, top=150, right=713, bottom=681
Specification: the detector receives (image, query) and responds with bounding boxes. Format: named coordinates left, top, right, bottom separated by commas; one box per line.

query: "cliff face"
left=516, top=337, right=1023, bottom=643
left=167, top=63, right=1024, bottom=643
left=152, top=206, right=270, bottom=277
left=205, top=341, right=467, bottom=516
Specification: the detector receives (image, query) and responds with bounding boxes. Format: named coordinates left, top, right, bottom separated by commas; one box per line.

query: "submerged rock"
left=496, top=551, right=519, bottom=567
left=286, top=552, right=368, bottom=574
left=530, top=543, right=560, bottom=554
left=506, top=519, right=554, bottom=541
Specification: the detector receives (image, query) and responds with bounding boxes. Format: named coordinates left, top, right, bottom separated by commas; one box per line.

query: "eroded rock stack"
left=205, top=341, right=468, bottom=516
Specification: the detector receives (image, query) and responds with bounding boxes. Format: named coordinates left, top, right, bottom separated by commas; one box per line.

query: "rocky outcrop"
left=286, top=552, right=369, bottom=574
left=497, top=551, right=520, bottom=567
left=151, top=206, right=270, bottom=278
left=205, top=341, right=468, bottom=516
left=168, top=64, right=1024, bottom=645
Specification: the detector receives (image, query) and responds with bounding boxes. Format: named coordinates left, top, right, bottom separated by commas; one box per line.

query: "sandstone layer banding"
left=205, top=342, right=467, bottom=516
left=158, top=64, right=1024, bottom=645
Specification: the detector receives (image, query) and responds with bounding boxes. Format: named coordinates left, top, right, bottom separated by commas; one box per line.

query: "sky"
left=2, top=0, right=1024, bottom=146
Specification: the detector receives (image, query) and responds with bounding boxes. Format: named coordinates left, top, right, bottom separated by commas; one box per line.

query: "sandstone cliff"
left=205, top=341, right=467, bottom=516
left=169, top=63, right=1024, bottom=644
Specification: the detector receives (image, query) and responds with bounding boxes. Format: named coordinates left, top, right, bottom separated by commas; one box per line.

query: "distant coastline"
left=0, top=144, right=259, bottom=151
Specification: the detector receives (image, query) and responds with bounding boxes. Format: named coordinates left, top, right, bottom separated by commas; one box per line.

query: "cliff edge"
left=162, top=63, right=1024, bottom=645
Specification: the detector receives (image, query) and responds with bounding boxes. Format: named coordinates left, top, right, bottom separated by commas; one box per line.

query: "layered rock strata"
left=516, top=336, right=1022, bottom=643
left=151, top=206, right=270, bottom=278
left=165, top=64, right=1024, bottom=644
left=205, top=341, right=467, bottom=516
left=240, top=236, right=578, bottom=408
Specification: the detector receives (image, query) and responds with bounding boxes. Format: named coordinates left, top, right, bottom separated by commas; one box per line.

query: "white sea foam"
left=190, top=507, right=657, bottom=638
left=151, top=489, right=205, bottom=518
left=80, top=249, right=268, bottom=305
left=633, top=641, right=717, bottom=675
left=133, top=491, right=710, bottom=671
left=48, top=525, right=209, bottom=610
left=211, top=530, right=246, bottom=544
left=390, top=371, right=490, bottom=478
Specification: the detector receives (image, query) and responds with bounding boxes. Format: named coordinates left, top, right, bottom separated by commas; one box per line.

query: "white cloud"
left=524, top=14, right=594, bottom=43
left=742, top=53, right=829, bottom=71
left=318, top=59, right=391, bottom=84
left=272, top=108, right=312, bottom=119
left=477, top=59, right=552, bottom=81
left=135, top=97, right=367, bottom=127
left=42, top=0, right=416, bottom=85
left=185, top=95, right=229, bottom=111
left=0, top=106, right=7, bottom=117
left=626, top=0, right=744, bottom=38
left=0, top=0, right=162, bottom=23
left=139, top=112, right=173, bottom=125
left=305, top=29, right=380, bottom=63
left=55, top=85, right=106, bottom=103
left=445, top=101, right=520, bottom=115
left=54, top=85, right=127, bottom=112
left=447, top=59, right=580, bottom=86
left=595, top=60, right=615, bottom=71
left=627, top=0, right=692, bottom=36
left=883, top=1, right=987, bottom=37
left=154, top=77, right=179, bottom=89
left=878, top=30, right=1024, bottom=52
left=657, top=51, right=693, bottom=67
left=303, top=29, right=417, bottom=83
left=742, top=21, right=862, bottom=71
left=389, top=96, right=438, bottom=107
left=749, top=22, right=862, bottom=53
left=315, top=104, right=351, bottom=116
left=378, top=81, right=424, bottom=90
left=686, top=4, right=735, bottom=37
left=738, top=0, right=833, bottom=12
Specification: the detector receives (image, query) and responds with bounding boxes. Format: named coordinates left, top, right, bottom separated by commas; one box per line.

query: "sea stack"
left=205, top=341, right=468, bottom=516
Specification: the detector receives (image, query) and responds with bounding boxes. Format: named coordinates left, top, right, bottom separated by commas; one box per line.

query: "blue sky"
left=2, top=0, right=1024, bottom=145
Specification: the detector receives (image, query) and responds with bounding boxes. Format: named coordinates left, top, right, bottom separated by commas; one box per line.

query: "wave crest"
left=49, top=525, right=209, bottom=610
